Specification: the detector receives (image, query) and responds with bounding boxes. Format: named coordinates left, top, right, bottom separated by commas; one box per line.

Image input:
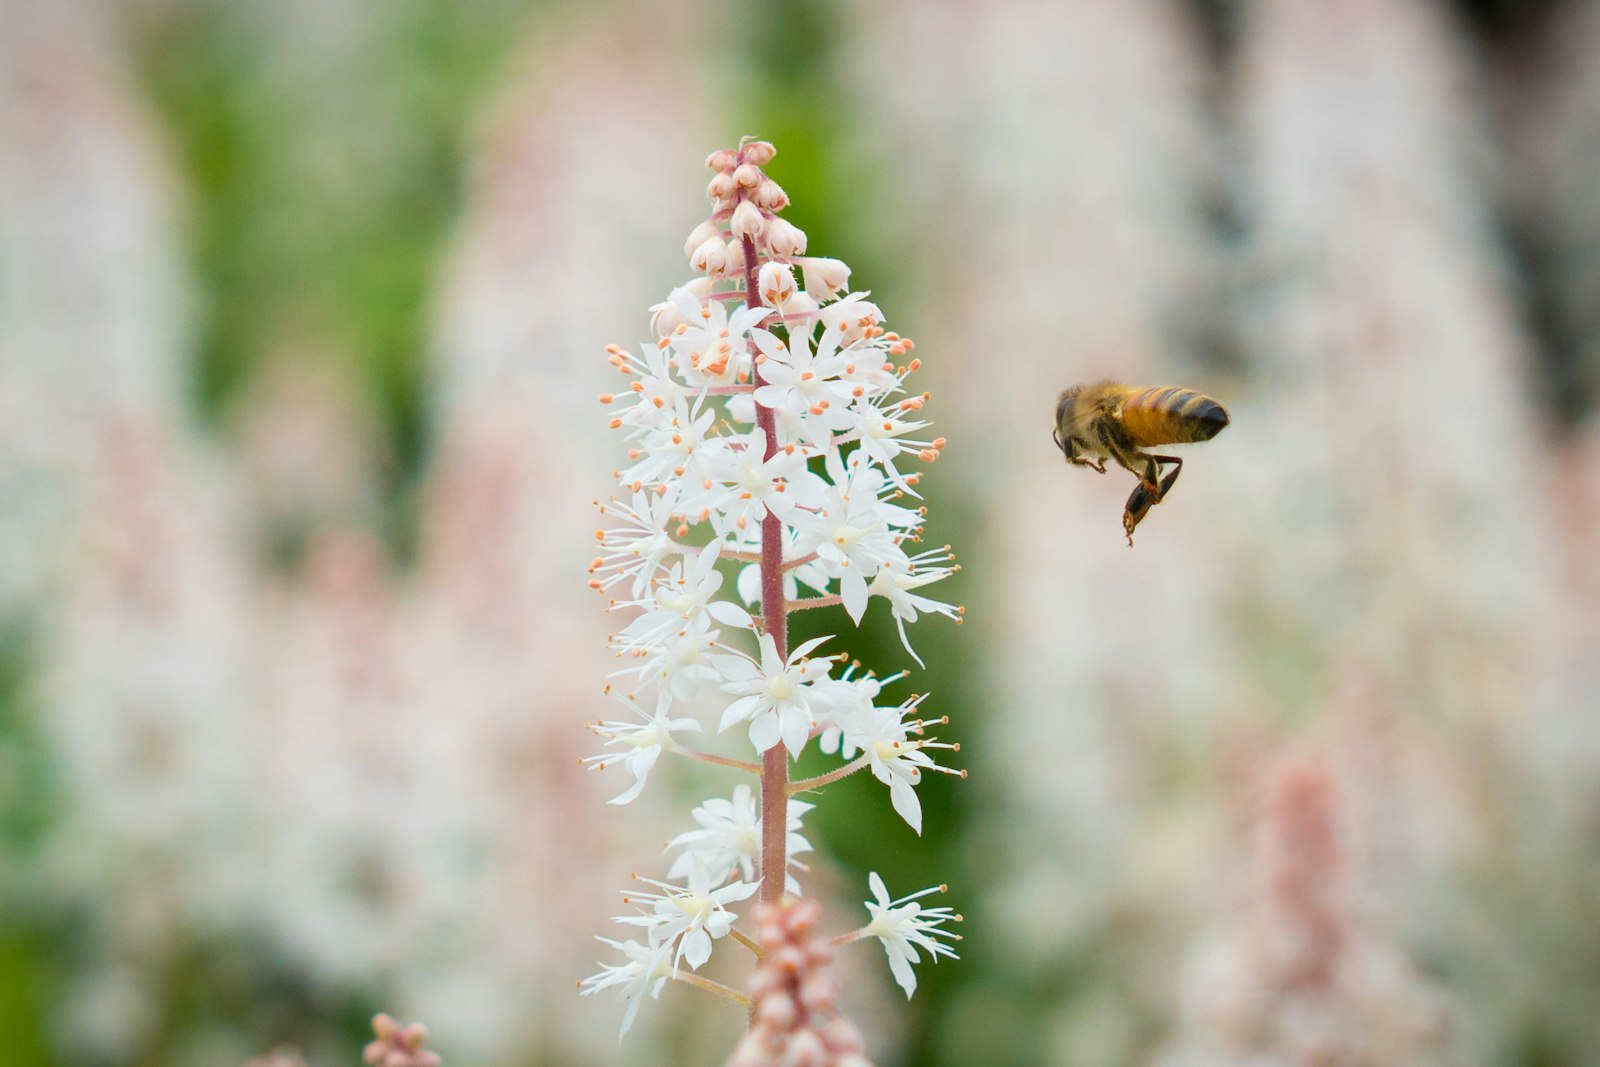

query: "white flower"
left=581, top=692, right=704, bottom=804
left=834, top=694, right=957, bottom=834
left=603, top=340, right=692, bottom=436
left=615, top=863, right=759, bottom=972
left=648, top=275, right=712, bottom=337
left=579, top=936, right=674, bottom=1039
left=867, top=547, right=961, bottom=667
left=815, top=664, right=906, bottom=757
left=698, top=428, right=824, bottom=537
left=862, top=873, right=961, bottom=998
left=591, top=491, right=685, bottom=596
left=666, top=784, right=814, bottom=894
left=612, top=542, right=752, bottom=655
left=662, top=287, right=770, bottom=389
left=614, top=624, right=724, bottom=701
left=792, top=449, right=912, bottom=623
left=750, top=326, right=861, bottom=449
left=848, top=397, right=941, bottom=494
left=819, top=291, right=883, bottom=346
left=711, top=633, right=838, bottom=757
left=618, top=397, right=717, bottom=491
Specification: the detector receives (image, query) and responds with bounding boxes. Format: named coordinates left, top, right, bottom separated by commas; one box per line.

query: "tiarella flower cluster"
left=580, top=139, right=964, bottom=1051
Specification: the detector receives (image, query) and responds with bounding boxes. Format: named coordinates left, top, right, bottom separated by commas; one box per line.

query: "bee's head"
left=1053, top=388, right=1080, bottom=457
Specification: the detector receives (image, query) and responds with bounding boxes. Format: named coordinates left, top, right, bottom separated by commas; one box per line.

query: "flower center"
left=675, top=894, right=713, bottom=925
left=833, top=523, right=864, bottom=547
left=767, top=674, right=794, bottom=702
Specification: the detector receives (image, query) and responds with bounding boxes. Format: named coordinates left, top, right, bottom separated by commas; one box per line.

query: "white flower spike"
left=584, top=138, right=963, bottom=1051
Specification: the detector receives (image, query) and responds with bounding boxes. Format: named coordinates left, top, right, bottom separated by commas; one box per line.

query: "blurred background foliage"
left=3, top=0, right=1600, bottom=1065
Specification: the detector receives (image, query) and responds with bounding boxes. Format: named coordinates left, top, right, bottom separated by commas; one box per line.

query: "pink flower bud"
left=691, top=237, right=728, bottom=276
left=724, top=238, right=746, bottom=277
left=755, top=990, right=799, bottom=1030
left=787, top=1029, right=828, bottom=1067
left=706, top=148, right=739, bottom=171
left=683, top=219, right=720, bottom=258
left=754, top=179, right=789, bottom=212
left=764, top=218, right=807, bottom=260
left=742, top=140, right=776, bottom=165
left=759, top=262, right=797, bottom=307
left=820, top=1017, right=865, bottom=1053
left=708, top=171, right=736, bottom=200
left=798, top=257, right=851, bottom=299
left=730, top=199, right=766, bottom=240
left=798, top=974, right=838, bottom=1013
left=733, top=162, right=763, bottom=189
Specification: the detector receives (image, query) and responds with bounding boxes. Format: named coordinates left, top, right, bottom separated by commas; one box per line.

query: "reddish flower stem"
left=743, top=227, right=789, bottom=909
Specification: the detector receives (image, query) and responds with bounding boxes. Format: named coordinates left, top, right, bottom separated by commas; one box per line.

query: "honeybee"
left=1053, top=381, right=1230, bottom=544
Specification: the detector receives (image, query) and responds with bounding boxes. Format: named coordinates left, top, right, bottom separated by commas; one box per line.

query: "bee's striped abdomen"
left=1117, top=386, right=1230, bottom=447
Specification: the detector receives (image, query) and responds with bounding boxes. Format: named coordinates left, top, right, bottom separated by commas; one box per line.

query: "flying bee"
left=1053, top=381, right=1230, bottom=544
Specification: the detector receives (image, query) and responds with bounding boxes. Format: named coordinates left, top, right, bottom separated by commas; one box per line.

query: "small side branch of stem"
left=678, top=748, right=762, bottom=775
left=790, top=753, right=872, bottom=794
left=673, top=970, right=753, bottom=1010
left=786, top=594, right=842, bottom=613
left=729, top=927, right=766, bottom=958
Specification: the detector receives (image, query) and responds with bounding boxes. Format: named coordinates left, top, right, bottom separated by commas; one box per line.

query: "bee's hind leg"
left=1122, top=455, right=1183, bottom=545
left=1147, top=454, right=1182, bottom=501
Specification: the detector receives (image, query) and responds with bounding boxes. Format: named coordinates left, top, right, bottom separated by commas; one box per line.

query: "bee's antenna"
left=1051, top=428, right=1066, bottom=456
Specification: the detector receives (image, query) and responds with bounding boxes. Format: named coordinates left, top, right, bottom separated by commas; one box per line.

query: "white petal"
left=888, top=776, right=923, bottom=835
left=719, top=695, right=762, bottom=732
left=680, top=929, right=713, bottom=971
left=894, top=614, right=925, bottom=669
left=708, top=599, right=754, bottom=628
left=618, top=992, right=643, bottom=1039
left=887, top=944, right=918, bottom=998
left=868, top=871, right=889, bottom=906
left=841, top=570, right=869, bottom=624
left=748, top=711, right=782, bottom=754
left=780, top=708, right=811, bottom=759
left=709, top=653, right=759, bottom=682
left=788, top=633, right=834, bottom=662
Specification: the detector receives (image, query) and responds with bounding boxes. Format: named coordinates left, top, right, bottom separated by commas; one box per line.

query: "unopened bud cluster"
left=727, top=897, right=873, bottom=1067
